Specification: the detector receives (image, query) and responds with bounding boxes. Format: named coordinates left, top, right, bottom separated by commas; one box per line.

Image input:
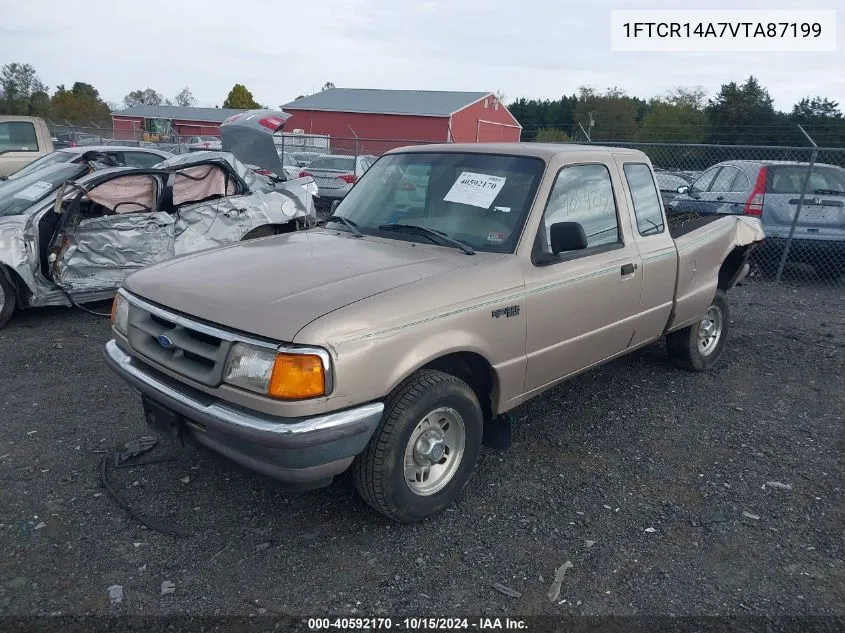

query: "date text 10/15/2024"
left=307, top=617, right=528, bottom=630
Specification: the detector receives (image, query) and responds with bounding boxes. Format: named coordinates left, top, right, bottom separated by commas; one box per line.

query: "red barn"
left=280, top=89, right=522, bottom=149
left=111, top=105, right=247, bottom=140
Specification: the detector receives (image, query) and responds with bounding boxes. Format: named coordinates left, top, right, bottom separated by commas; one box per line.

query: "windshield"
left=329, top=151, right=545, bottom=254
left=0, top=163, right=85, bottom=217
left=6, top=151, right=76, bottom=180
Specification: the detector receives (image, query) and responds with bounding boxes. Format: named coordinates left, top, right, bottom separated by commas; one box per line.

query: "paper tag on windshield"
left=13, top=181, right=54, bottom=201
left=443, top=172, right=506, bottom=208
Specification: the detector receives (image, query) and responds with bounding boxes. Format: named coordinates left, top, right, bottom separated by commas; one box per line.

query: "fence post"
left=578, top=122, right=592, bottom=143
left=775, top=125, right=818, bottom=283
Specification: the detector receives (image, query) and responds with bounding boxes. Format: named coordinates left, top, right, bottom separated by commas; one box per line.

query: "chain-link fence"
left=551, top=137, right=845, bottom=286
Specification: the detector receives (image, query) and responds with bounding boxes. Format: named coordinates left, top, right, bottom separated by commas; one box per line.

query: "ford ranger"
left=104, top=143, right=764, bottom=522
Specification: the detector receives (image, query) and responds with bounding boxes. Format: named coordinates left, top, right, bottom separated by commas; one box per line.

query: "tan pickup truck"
left=0, top=116, right=54, bottom=178
left=104, top=143, right=764, bottom=522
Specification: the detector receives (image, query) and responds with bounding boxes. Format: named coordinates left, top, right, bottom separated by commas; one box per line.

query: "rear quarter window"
left=623, top=163, right=665, bottom=236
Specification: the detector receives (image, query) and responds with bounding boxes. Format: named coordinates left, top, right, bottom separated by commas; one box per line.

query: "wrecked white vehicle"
left=0, top=151, right=317, bottom=328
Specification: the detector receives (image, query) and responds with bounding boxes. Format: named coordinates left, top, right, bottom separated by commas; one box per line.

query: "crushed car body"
left=0, top=147, right=318, bottom=328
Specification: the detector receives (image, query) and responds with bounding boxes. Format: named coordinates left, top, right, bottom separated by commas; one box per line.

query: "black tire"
left=666, top=289, right=729, bottom=372
left=352, top=369, right=483, bottom=523
left=0, top=271, right=17, bottom=329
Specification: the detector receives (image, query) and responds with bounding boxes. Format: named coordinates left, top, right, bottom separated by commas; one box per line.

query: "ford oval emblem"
left=158, top=334, right=174, bottom=349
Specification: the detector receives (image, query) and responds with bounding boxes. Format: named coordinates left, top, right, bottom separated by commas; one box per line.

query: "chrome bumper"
left=104, top=339, right=384, bottom=487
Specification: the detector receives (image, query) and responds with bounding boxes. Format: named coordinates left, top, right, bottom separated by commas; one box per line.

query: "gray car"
left=2, top=146, right=174, bottom=181
left=300, top=153, right=377, bottom=204
left=667, top=160, right=845, bottom=277
left=653, top=170, right=694, bottom=208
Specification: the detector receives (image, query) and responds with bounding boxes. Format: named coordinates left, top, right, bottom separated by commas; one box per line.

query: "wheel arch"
left=396, top=350, right=500, bottom=424
left=0, top=262, right=33, bottom=308
left=718, top=244, right=754, bottom=291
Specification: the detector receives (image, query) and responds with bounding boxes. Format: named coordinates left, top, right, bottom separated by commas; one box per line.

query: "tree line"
left=3, top=61, right=842, bottom=147
left=0, top=62, right=341, bottom=124
left=509, top=76, right=845, bottom=146
left=0, top=62, right=274, bottom=123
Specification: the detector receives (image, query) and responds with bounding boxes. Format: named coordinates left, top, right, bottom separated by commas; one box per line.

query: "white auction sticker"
left=13, top=181, right=54, bottom=201
left=444, top=172, right=506, bottom=209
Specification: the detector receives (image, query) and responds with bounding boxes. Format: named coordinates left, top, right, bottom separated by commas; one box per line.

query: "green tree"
left=534, top=128, right=570, bottom=142
left=665, top=86, right=708, bottom=110
left=509, top=95, right=577, bottom=141
left=0, top=62, right=48, bottom=115
left=222, top=84, right=260, bottom=109
left=706, top=76, right=777, bottom=143
left=789, top=96, right=844, bottom=146
left=791, top=96, right=841, bottom=120
left=123, top=88, right=164, bottom=108
left=573, top=86, right=644, bottom=141
left=50, top=82, right=111, bottom=122
left=639, top=88, right=709, bottom=142
left=321, top=82, right=336, bottom=91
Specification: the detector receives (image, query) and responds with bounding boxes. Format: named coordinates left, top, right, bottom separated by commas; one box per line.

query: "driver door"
left=51, top=173, right=174, bottom=298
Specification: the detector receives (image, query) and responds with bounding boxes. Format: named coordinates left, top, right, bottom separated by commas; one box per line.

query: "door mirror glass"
left=676, top=185, right=689, bottom=194
left=549, top=221, right=588, bottom=254
left=330, top=199, right=340, bottom=214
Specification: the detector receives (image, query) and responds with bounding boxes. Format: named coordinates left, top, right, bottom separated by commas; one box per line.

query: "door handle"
left=716, top=195, right=725, bottom=201
left=621, top=263, right=637, bottom=276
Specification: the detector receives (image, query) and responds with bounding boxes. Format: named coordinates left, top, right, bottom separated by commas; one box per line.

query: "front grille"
left=126, top=302, right=234, bottom=387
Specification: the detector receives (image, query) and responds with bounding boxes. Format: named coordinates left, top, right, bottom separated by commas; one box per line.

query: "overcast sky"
left=2, top=0, right=842, bottom=111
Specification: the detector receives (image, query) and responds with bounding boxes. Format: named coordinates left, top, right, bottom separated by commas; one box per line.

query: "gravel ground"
left=0, top=280, right=843, bottom=620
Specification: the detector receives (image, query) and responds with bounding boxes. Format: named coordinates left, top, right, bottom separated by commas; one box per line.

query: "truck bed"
left=667, top=213, right=765, bottom=333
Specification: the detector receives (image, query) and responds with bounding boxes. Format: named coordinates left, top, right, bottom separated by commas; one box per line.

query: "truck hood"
left=123, top=230, right=487, bottom=342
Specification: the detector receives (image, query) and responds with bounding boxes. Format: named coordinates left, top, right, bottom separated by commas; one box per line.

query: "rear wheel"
left=666, top=290, right=729, bottom=372
left=0, top=271, right=17, bottom=329
left=352, top=370, right=483, bottom=522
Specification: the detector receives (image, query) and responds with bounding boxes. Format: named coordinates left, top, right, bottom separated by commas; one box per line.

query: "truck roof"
left=386, top=142, right=648, bottom=160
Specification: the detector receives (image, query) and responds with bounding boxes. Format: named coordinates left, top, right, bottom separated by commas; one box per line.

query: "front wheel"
left=352, top=370, right=483, bottom=522
left=0, top=271, right=16, bottom=329
left=666, top=289, right=729, bottom=372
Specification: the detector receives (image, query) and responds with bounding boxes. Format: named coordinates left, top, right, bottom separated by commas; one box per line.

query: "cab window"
left=539, top=164, right=621, bottom=254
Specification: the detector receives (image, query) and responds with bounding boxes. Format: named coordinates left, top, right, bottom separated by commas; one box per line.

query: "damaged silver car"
left=0, top=151, right=317, bottom=328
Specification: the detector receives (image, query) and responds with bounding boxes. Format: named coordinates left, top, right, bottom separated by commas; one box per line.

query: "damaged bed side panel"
left=668, top=215, right=765, bottom=332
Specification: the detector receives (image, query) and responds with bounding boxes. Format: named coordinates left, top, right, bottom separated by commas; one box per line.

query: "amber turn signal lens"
left=268, top=353, right=326, bottom=400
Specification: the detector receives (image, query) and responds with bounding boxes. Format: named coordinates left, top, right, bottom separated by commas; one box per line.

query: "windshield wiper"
left=324, top=215, right=362, bottom=237
left=378, top=223, right=475, bottom=255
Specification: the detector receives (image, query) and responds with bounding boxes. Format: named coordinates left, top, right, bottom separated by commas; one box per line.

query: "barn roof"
left=111, top=105, right=246, bottom=122
left=281, top=88, right=492, bottom=117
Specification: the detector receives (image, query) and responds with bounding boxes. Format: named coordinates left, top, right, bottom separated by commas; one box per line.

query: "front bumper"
left=104, top=339, right=384, bottom=488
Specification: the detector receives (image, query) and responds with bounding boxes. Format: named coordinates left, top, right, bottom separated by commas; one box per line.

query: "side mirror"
left=677, top=185, right=689, bottom=194
left=330, top=199, right=341, bottom=214
left=549, top=221, right=588, bottom=254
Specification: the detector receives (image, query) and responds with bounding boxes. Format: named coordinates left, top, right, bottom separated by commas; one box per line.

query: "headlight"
left=110, top=292, right=129, bottom=335
left=223, top=343, right=327, bottom=400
